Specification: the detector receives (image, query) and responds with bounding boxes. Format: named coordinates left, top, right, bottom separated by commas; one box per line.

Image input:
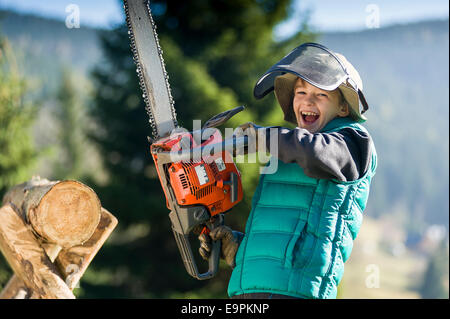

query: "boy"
left=199, top=42, right=377, bottom=299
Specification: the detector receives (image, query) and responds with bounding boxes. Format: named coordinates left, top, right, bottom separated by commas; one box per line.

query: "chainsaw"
left=123, top=0, right=246, bottom=280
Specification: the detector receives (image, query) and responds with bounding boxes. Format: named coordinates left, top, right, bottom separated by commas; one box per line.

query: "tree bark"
left=2, top=177, right=101, bottom=248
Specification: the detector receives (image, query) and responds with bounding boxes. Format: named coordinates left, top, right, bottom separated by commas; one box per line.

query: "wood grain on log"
left=2, top=177, right=101, bottom=248
left=56, top=208, right=118, bottom=289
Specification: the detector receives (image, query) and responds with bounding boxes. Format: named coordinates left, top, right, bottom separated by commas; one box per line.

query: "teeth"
left=301, top=111, right=318, bottom=116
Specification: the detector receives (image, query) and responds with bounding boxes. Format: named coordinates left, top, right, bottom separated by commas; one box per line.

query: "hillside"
left=0, top=10, right=103, bottom=95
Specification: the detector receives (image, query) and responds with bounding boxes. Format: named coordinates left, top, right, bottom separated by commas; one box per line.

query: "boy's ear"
left=337, top=102, right=350, bottom=117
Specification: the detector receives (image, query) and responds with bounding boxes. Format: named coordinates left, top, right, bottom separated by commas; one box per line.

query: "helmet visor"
left=254, top=43, right=350, bottom=98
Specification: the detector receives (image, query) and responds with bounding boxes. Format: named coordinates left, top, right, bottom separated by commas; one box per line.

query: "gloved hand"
left=232, top=122, right=264, bottom=155
left=198, top=225, right=244, bottom=268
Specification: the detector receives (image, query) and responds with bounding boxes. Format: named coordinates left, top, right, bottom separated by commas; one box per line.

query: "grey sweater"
left=263, top=126, right=373, bottom=182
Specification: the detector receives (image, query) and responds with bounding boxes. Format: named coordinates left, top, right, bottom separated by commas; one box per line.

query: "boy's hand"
left=233, top=122, right=263, bottom=155
left=198, top=225, right=244, bottom=268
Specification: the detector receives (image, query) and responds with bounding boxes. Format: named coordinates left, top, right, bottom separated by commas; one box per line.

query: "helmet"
left=253, top=42, right=369, bottom=124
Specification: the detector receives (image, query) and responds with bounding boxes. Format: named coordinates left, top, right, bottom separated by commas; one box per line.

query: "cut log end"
left=28, top=181, right=101, bottom=248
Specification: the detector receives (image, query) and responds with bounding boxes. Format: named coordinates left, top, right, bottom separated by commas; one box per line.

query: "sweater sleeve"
left=263, top=126, right=373, bottom=182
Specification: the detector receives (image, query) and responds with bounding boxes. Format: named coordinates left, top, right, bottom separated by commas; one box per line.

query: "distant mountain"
left=318, top=19, right=449, bottom=230
left=0, top=10, right=103, bottom=95
left=1, top=9, right=448, bottom=235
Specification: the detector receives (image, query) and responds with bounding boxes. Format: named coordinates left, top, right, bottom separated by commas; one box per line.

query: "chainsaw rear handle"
left=169, top=207, right=224, bottom=280
left=170, top=228, right=221, bottom=280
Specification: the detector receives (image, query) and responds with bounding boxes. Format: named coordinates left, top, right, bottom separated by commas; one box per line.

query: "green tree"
left=52, top=69, right=84, bottom=180
left=86, top=0, right=314, bottom=298
left=0, top=38, right=37, bottom=289
left=419, top=238, right=449, bottom=299
left=0, top=39, right=36, bottom=195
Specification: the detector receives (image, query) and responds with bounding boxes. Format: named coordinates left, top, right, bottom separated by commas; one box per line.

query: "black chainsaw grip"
left=204, top=218, right=222, bottom=279
left=170, top=227, right=221, bottom=280
left=207, top=239, right=221, bottom=278
left=169, top=211, right=224, bottom=280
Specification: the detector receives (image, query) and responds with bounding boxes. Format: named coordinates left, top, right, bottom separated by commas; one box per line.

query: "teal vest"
left=228, top=118, right=377, bottom=299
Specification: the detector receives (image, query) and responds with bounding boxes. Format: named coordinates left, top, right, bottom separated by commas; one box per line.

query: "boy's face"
left=293, top=78, right=349, bottom=133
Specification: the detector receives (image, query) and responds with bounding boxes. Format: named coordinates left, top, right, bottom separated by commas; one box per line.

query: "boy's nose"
left=305, top=94, right=317, bottom=105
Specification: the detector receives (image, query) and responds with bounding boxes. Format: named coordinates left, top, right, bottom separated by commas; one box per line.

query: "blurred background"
left=0, top=0, right=448, bottom=299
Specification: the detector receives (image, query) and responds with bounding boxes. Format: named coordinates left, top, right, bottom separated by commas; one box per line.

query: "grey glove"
left=198, top=225, right=244, bottom=268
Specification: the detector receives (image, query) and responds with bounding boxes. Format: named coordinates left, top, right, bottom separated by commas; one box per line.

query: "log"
left=0, top=205, right=75, bottom=299
left=0, top=242, right=63, bottom=299
left=0, top=275, right=31, bottom=299
left=0, top=208, right=118, bottom=298
left=2, top=177, right=101, bottom=248
left=55, top=208, right=118, bottom=289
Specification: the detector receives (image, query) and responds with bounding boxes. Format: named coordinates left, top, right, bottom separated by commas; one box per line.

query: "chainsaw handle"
left=156, top=136, right=248, bottom=164
left=206, top=238, right=221, bottom=279
left=169, top=211, right=224, bottom=280
left=201, top=215, right=224, bottom=279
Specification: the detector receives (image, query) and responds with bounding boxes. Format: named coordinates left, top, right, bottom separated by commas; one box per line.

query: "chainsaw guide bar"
left=124, top=0, right=178, bottom=139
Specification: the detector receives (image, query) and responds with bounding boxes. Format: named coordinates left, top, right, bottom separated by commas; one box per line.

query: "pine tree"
left=0, top=39, right=36, bottom=194
left=52, top=69, right=84, bottom=180
left=0, top=38, right=37, bottom=289
left=86, top=0, right=314, bottom=298
left=419, top=238, right=449, bottom=299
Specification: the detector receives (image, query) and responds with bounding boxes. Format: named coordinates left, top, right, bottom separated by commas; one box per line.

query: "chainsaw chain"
left=123, top=0, right=178, bottom=140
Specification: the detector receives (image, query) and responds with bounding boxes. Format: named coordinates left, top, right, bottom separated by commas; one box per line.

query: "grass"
left=338, top=217, right=427, bottom=299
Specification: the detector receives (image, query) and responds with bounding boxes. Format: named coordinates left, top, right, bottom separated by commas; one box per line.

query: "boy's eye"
left=318, top=93, right=328, bottom=98
left=295, top=91, right=306, bottom=95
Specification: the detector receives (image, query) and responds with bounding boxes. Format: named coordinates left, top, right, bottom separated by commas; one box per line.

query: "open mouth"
left=301, top=111, right=320, bottom=125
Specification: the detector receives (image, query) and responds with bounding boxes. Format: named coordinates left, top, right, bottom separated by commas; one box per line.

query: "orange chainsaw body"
left=151, top=129, right=243, bottom=217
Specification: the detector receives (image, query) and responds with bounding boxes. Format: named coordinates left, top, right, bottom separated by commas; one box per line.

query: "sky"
left=0, top=0, right=448, bottom=32
left=281, top=0, right=449, bottom=33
